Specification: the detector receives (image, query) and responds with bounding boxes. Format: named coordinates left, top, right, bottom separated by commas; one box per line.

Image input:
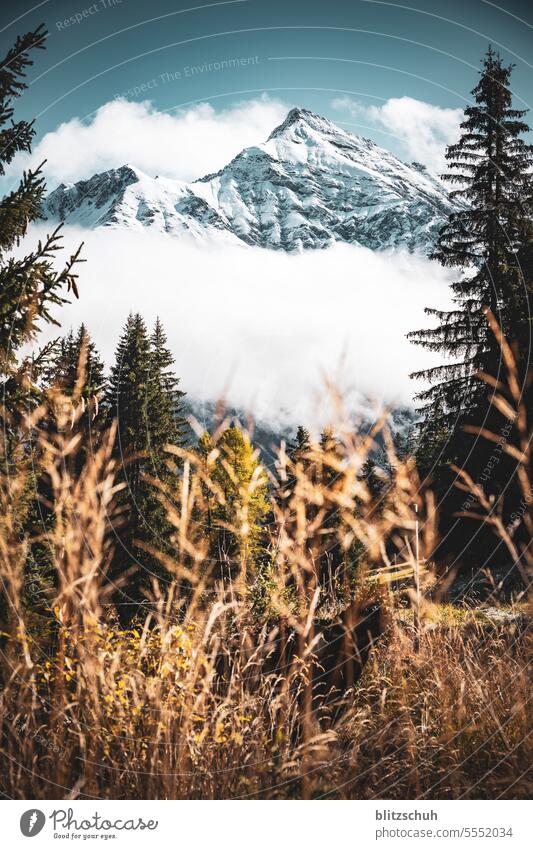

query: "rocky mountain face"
left=43, top=164, right=241, bottom=245
left=43, top=107, right=453, bottom=252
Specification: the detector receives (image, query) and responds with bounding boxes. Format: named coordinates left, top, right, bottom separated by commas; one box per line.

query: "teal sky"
left=2, top=0, right=533, bottom=157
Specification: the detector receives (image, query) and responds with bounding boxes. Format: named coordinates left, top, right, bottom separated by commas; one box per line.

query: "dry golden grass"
left=0, top=329, right=531, bottom=800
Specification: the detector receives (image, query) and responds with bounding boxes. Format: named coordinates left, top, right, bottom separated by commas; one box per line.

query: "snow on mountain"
left=43, top=107, right=453, bottom=252
left=44, top=164, right=242, bottom=246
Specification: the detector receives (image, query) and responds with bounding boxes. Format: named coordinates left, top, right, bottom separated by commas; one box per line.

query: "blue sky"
left=2, top=0, right=533, bottom=161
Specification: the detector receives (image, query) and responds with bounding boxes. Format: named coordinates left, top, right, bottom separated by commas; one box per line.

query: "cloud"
left=25, top=226, right=453, bottom=432
left=332, top=96, right=462, bottom=173
left=7, top=96, right=288, bottom=187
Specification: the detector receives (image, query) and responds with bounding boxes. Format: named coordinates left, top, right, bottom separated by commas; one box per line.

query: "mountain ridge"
left=43, top=106, right=453, bottom=253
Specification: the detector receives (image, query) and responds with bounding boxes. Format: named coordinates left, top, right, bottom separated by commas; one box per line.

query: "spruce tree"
left=106, top=313, right=160, bottom=606
left=279, top=424, right=311, bottom=505
left=289, top=425, right=311, bottom=464
left=0, top=26, right=84, bottom=624
left=318, top=427, right=345, bottom=588
left=513, top=239, right=533, bottom=404
left=26, top=326, right=105, bottom=585
left=409, top=47, right=533, bottom=566
left=147, top=317, right=186, bottom=475
left=44, top=324, right=105, bottom=464
left=63, top=324, right=104, bottom=399
left=106, top=314, right=186, bottom=608
left=144, top=317, right=187, bottom=581
left=410, top=399, right=449, bottom=482
left=0, top=26, right=83, bottom=440
left=46, top=324, right=105, bottom=409
left=107, top=312, right=151, bottom=497
left=360, top=457, right=384, bottom=503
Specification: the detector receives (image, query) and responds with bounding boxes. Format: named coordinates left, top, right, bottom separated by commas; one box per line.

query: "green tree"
left=44, top=324, right=106, bottom=469
left=278, top=424, right=311, bottom=506
left=37, top=323, right=105, bottom=491
left=411, top=399, right=450, bottom=482
left=24, top=326, right=105, bottom=591
left=0, top=26, right=83, bottom=625
left=360, top=457, right=384, bottom=502
left=49, top=324, right=105, bottom=399
left=147, top=317, right=186, bottom=475
left=409, top=48, right=533, bottom=566
left=106, top=314, right=185, bottom=608
left=0, top=27, right=83, bottom=442
left=289, top=425, right=311, bottom=463
left=317, top=427, right=346, bottom=589
left=513, top=239, right=533, bottom=404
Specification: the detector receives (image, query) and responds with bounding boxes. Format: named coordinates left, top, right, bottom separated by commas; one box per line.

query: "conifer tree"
left=107, top=313, right=151, bottom=497
left=409, top=48, right=533, bottom=565
left=289, top=425, right=311, bottom=464
left=279, top=424, right=311, bottom=506
left=147, top=317, right=186, bottom=475
left=51, top=324, right=105, bottom=399
left=0, top=27, right=84, bottom=623
left=206, top=425, right=269, bottom=583
left=26, top=326, right=105, bottom=583
left=46, top=325, right=105, bottom=420
left=0, top=27, right=83, bottom=596
left=144, top=317, right=187, bottom=581
left=106, top=314, right=185, bottom=607
left=410, top=399, right=449, bottom=482
left=513, top=239, right=533, bottom=404
left=0, top=27, right=83, bottom=440
left=317, top=427, right=346, bottom=587
left=44, top=324, right=105, bottom=465
left=360, top=457, right=384, bottom=502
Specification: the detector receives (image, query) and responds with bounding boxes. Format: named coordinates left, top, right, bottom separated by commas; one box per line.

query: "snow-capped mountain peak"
left=267, top=106, right=339, bottom=138
left=43, top=107, right=454, bottom=252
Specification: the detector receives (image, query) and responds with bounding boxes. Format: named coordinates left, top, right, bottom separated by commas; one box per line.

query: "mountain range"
left=43, top=107, right=453, bottom=253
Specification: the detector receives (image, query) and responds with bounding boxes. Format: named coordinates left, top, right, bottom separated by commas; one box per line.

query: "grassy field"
left=0, top=381, right=530, bottom=800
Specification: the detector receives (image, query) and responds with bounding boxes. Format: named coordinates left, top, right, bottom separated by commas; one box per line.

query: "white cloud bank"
left=27, top=226, right=453, bottom=431
left=7, top=96, right=288, bottom=187
left=332, top=96, right=462, bottom=173
left=6, top=94, right=462, bottom=191
left=8, top=94, right=463, bottom=189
